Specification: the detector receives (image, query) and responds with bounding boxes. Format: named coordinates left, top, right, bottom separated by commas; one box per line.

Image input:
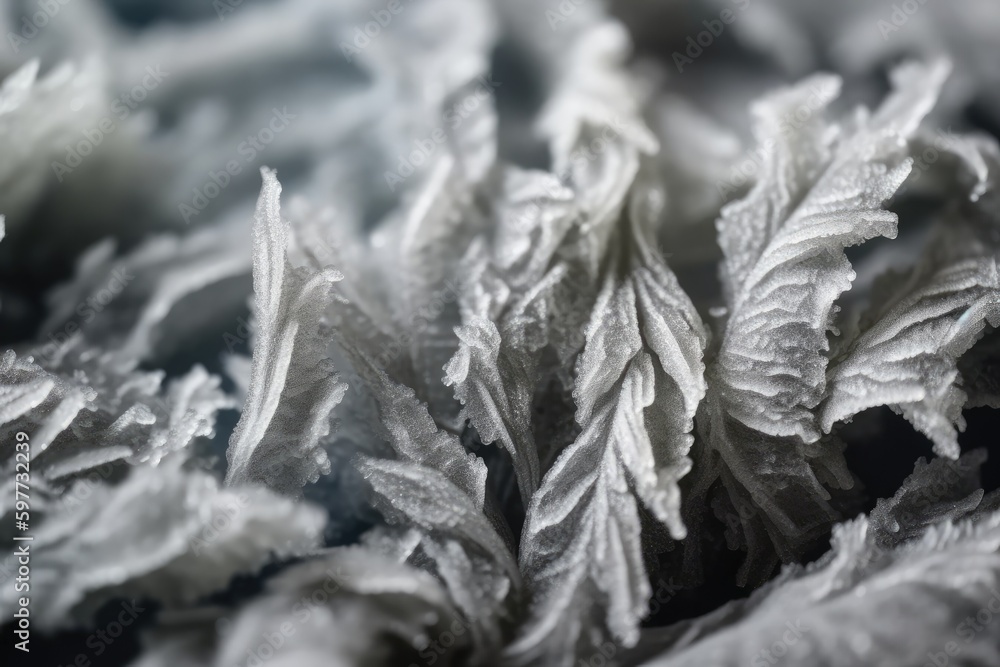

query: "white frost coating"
left=4, top=1, right=1000, bottom=665
left=446, top=13, right=660, bottom=513
left=356, top=456, right=519, bottom=661
left=824, top=200, right=1000, bottom=457
left=717, top=61, right=949, bottom=442
left=641, top=508, right=1000, bottom=667
left=445, top=170, right=577, bottom=507
left=693, top=61, right=952, bottom=567
left=40, top=222, right=253, bottom=372
left=225, top=168, right=346, bottom=494
left=0, top=459, right=325, bottom=629
left=509, top=187, right=707, bottom=665
left=130, top=546, right=465, bottom=667
left=343, top=344, right=487, bottom=509
left=358, top=458, right=517, bottom=582
left=0, top=348, right=230, bottom=499
left=0, top=59, right=106, bottom=225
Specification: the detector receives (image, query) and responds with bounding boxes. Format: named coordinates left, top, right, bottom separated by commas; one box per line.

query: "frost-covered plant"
left=3, top=1, right=1000, bottom=666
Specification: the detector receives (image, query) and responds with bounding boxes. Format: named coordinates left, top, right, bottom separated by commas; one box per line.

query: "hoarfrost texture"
left=2, top=0, right=1000, bottom=666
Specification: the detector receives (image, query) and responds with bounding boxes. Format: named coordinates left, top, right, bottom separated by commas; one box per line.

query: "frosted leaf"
left=490, top=169, right=577, bottom=290
left=638, top=511, right=1000, bottom=667
left=698, top=61, right=949, bottom=563
left=7, top=2, right=1000, bottom=663
left=634, top=446, right=994, bottom=664
left=40, top=221, right=252, bottom=372
left=130, top=546, right=466, bottom=667
left=0, top=348, right=231, bottom=504
left=0, top=459, right=325, bottom=629
left=221, top=546, right=466, bottom=666
left=342, top=345, right=487, bottom=509
left=388, top=158, right=488, bottom=425
left=357, top=458, right=516, bottom=582
left=0, top=59, right=105, bottom=225
left=533, top=17, right=658, bottom=171
left=421, top=536, right=512, bottom=658
left=503, top=2, right=658, bottom=277
left=717, top=61, right=948, bottom=441
left=341, top=328, right=517, bottom=653
left=0, top=350, right=92, bottom=456
left=225, top=168, right=347, bottom=494
left=298, top=342, right=395, bottom=542
left=279, top=0, right=499, bottom=425
left=443, top=2, right=663, bottom=513
left=446, top=15, right=661, bottom=502
left=715, top=73, right=842, bottom=306
left=356, top=457, right=519, bottom=659
left=444, top=170, right=577, bottom=505
left=508, top=188, right=707, bottom=665
left=129, top=365, right=234, bottom=465
left=868, top=449, right=987, bottom=550
left=284, top=199, right=398, bottom=370
left=304, top=51, right=501, bottom=427
left=823, top=212, right=1000, bottom=457
left=903, top=129, right=997, bottom=202
left=960, top=328, right=1000, bottom=408
left=446, top=314, right=541, bottom=505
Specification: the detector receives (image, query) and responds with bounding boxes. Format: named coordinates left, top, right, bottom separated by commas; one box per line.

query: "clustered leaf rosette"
left=2, top=1, right=1000, bottom=666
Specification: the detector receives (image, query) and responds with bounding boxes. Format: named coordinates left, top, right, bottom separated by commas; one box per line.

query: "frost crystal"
left=224, top=169, right=346, bottom=495
left=3, top=2, right=1000, bottom=667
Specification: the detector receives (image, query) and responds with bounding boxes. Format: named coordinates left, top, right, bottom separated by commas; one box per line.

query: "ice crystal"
left=3, top=2, right=1000, bottom=667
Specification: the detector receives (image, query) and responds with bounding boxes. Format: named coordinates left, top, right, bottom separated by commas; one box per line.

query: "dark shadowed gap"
left=489, top=39, right=550, bottom=172
left=841, top=407, right=945, bottom=513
